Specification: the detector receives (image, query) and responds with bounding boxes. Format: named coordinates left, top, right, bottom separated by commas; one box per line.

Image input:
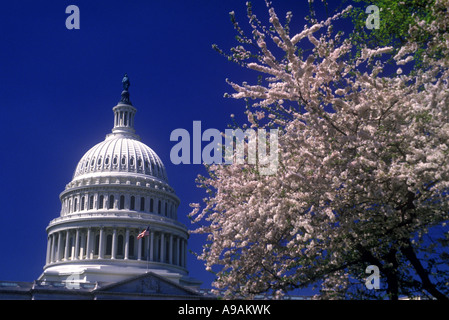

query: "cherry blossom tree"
left=190, top=0, right=449, bottom=299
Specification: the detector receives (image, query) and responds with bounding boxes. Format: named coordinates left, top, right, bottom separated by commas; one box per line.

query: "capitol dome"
left=38, top=75, right=200, bottom=288
left=73, top=135, right=168, bottom=182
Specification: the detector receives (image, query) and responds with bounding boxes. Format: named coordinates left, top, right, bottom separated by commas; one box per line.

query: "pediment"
left=95, top=272, right=200, bottom=297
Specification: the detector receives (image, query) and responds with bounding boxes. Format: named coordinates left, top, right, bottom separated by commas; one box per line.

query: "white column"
left=149, top=231, right=154, bottom=262
left=79, top=230, right=85, bottom=260
left=98, top=228, right=104, bottom=259
left=46, top=235, right=51, bottom=265
left=86, top=228, right=92, bottom=259
left=111, top=229, right=117, bottom=259
left=56, top=232, right=62, bottom=261
left=124, top=229, right=130, bottom=260
left=63, top=230, right=70, bottom=261
left=73, top=229, right=79, bottom=260
left=50, top=233, right=55, bottom=263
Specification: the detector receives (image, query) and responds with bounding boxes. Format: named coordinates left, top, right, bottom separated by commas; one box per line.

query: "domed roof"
left=72, top=135, right=168, bottom=181
left=72, top=74, right=168, bottom=182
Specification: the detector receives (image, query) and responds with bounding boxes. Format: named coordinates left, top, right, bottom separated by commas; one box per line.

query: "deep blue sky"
left=0, top=0, right=347, bottom=290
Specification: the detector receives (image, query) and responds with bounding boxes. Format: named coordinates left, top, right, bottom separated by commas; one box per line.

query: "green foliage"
left=349, top=0, right=439, bottom=68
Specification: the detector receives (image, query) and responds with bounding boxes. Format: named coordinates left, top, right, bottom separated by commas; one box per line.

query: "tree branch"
left=401, top=240, right=448, bottom=300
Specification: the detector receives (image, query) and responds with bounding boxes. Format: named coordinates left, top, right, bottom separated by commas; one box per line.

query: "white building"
left=0, top=75, right=206, bottom=299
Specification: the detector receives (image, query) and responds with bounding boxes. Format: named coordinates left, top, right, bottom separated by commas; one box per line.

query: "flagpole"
left=147, top=242, right=149, bottom=272
left=138, top=226, right=150, bottom=273
left=146, top=229, right=150, bottom=272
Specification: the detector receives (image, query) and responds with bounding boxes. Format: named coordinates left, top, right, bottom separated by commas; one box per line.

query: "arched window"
left=121, top=156, right=126, bottom=165
left=165, top=239, right=170, bottom=263
left=109, top=195, right=114, bottom=209
left=117, top=235, right=124, bottom=256
left=81, top=196, right=85, bottom=210
left=130, top=196, right=135, bottom=210
left=106, top=235, right=112, bottom=256
left=120, top=195, right=125, bottom=209
left=158, top=200, right=161, bottom=214
left=74, top=198, right=78, bottom=212
left=130, top=156, right=134, bottom=166
left=113, top=156, right=118, bottom=165
left=89, top=195, right=94, bottom=210
left=150, top=198, right=154, bottom=212
left=140, top=197, right=145, bottom=211
left=129, top=235, right=135, bottom=258
left=99, top=195, right=104, bottom=209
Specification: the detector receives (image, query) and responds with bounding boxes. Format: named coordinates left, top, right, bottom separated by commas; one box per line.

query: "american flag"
left=137, top=226, right=150, bottom=239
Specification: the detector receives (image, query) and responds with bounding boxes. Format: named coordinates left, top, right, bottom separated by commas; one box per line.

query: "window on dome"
left=91, top=158, right=95, bottom=166
left=130, top=157, right=134, bottom=166
left=105, top=157, right=109, bottom=165
left=113, top=156, right=118, bottom=165
left=109, top=195, right=114, bottom=209
left=158, top=200, right=161, bottom=214
left=74, top=198, right=78, bottom=212
left=130, top=196, right=135, bottom=210
left=117, top=235, right=124, bottom=256
left=129, top=236, right=135, bottom=258
left=137, top=158, right=142, bottom=167
left=89, top=196, right=94, bottom=210
left=120, top=195, right=125, bottom=209
left=165, top=202, right=167, bottom=216
left=140, top=197, right=145, bottom=211
left=121, top=156, right=126, bottom=165
left=99, top=195, right=104, bottom=209
left=106, top=235, right=112, bottom=256
left=150, top=198, right=154, bottom=212
left=94, top=235, right=100, bottom=256
left=81, top=196, right=85, bottom=210
left=97, top=157, right=102, bottom=166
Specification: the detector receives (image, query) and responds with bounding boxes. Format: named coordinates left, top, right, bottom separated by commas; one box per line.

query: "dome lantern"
left=109, top=73, right=138, bottom=139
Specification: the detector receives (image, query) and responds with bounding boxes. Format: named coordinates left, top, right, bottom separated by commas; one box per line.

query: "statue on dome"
left=122, top=73, right=130, bottom=91
left=120, top=74, right=132, bottom=105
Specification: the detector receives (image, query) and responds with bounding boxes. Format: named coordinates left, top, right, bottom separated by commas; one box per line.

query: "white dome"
left=73, top=136, right=168, bottom=182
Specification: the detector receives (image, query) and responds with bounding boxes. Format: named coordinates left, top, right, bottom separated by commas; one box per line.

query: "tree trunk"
left=401, top=241, right=448, bottom=300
